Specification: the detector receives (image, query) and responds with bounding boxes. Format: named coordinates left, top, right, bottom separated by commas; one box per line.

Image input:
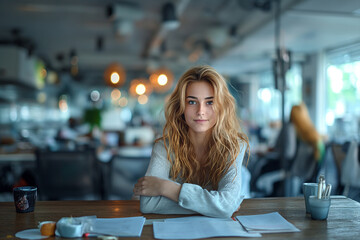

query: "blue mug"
left=303, top=183, right=318, bottom=213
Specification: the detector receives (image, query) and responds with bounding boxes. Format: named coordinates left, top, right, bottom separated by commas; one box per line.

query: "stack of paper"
left=91, top=216, right=146, bottom=237
left=153, top=216, right=261, bottom=239
left=236, top=212, right=300, bottom=233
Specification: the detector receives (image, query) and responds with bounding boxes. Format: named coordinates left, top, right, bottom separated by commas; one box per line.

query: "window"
left=255, top=64, right=302, bottom=126
left=325, top=42, right=360, bottom=142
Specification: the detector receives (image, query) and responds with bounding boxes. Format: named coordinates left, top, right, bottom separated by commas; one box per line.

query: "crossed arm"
left=133, top=175, right=181, bottom=202
left=133, top=141, right=246, bottom=218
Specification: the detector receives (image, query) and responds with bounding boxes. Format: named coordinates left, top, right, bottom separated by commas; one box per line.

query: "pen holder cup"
left=303, top=183, right=318, bottom=213
left=308, top=196, right=331, bottom=220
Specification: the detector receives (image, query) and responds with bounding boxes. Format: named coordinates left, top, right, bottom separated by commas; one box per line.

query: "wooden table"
left=1, top=197, right=359, bottom=239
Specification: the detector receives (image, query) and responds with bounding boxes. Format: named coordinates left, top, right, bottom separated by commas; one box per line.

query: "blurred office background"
left=0, top=0, right=360, bottom=202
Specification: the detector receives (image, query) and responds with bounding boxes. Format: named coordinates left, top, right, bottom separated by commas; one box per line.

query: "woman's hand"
left=133, top=176, right=164, bottom=196
left=133, top=176, right=182, bottom=202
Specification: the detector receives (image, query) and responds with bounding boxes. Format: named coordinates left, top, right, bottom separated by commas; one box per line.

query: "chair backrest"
left=36, top=148, right=100, bottom=200
left=290, top=140, right=317, bottom=181
left=341, top=141, right=360, bottom=188
left=273, top=122, right=297, bottom=161
left=108, top=155, right=150, bottom=200
left=331, top=143, right=347, bottom=174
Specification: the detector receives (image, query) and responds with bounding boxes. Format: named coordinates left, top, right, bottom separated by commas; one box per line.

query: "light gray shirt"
left=140, top=140, right=246, bottom=218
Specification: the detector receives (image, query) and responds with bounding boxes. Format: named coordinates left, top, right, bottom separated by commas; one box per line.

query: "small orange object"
left=39, top=221, right=56, bottom=236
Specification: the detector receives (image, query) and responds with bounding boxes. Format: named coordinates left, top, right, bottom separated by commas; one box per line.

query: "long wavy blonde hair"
left=290, top=102, right=324, bottom=161
left=158, top=65, right=249, bottom=189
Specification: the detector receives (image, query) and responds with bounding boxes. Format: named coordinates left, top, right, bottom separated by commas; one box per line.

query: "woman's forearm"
left=134, top=176, right=182, bottom=202
left=160, top=179, right=182, bottom=202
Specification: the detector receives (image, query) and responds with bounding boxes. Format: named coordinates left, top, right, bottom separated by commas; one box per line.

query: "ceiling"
left=0, top=0, right=360, bottom=87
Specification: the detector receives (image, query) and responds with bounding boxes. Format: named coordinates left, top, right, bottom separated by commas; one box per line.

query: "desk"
left=0, top=153, right=36, bottom=191
left=0, top=153, right=35, bottom=163
left=1, top=197, right=359, bottom=239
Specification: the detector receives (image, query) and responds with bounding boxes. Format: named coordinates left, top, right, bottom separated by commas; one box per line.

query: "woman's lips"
left=194, top=119, right=208, bottom=123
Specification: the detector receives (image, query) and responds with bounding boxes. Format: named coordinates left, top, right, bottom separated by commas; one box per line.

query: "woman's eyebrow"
left=186, top=96, right=214, bottom=99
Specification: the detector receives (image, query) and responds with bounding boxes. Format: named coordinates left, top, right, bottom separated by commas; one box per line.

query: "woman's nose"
left=197, top=103, right=205, bottom=115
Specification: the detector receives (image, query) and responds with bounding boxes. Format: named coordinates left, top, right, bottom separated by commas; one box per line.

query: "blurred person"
left=133, top=65, right=250, bottom=218
left=56, top=117, right=93, bottom=150
left=57, top=118, right=79, bottom=140
left=290, top=103, right=325, bottom=163
left=250, top=103, right=325, bottom=198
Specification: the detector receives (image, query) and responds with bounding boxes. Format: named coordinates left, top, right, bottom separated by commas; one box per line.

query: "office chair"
left=35, top=148, right=101, bottom=200
left=287, top=139, right=318, bottom=196
left=250, top=122, right=297, bottom=197
left=107, top=154, right=150, bottom=200
left=340, top=141, right=360, bottom=198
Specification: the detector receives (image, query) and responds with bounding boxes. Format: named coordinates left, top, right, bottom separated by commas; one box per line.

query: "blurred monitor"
left=124, top=127, right=154, bottom=146
left=104, top=132, right=119, bottom=147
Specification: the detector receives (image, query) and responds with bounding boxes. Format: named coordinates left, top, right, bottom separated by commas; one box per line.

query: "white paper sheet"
left=165, top=216, right=231, bottom=222
left=236, top=212, right=300, bottom=233
left=153, top=217, right=261, bottom=239
left=90, top=216, right=146, bottom=237
left=146, top=215, right=235, bottom=225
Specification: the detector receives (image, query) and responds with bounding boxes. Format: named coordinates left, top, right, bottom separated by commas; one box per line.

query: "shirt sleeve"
left=140, top=141, right=246, bottom=218
left=178, top=145, right=246, bottom=218
left=140, top=141, right=196, bottom=215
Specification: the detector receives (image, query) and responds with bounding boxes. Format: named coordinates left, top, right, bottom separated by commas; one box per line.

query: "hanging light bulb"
left=104, top=63, right=126, bottom=87
left=150, top=68, right=174, bottom=93
left=157, top=74, right=168, bottom=86
left=129, top=78, right=152, bottom=97
left=110, top=72, right=120, bottom=84
left=118, top=97, right=128, bottom=107
left=138, top=94, right=148, bottom=104
left=135, top=83, right=146, bottom=95
left=111, top=89, right=121, bottom=101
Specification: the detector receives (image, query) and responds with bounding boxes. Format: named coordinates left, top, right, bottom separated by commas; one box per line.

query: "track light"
left=106, top=3, right=143, bottom=20
left=162, top=2, right=179, bottom=30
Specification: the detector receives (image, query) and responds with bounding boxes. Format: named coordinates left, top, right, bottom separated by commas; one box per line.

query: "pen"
left=83, top=233, right=118, bottom=240
left=83, top=233, right=98, bottom=237
left=321, top=179, right=326, bottom=198
left=324, top=184, right=332, bottom=198
left=317, top=180, right=323, bottom=199
left=327, top=184, right=332, bottom=197
left=318, top=175, right=326, bottom=199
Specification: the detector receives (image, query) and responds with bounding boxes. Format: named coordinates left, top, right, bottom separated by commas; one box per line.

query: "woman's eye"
left=188, top=100, right=196, bottom=105
left=206, top=101, right=213, bottom=105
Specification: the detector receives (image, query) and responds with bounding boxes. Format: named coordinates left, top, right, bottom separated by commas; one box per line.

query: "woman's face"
left=184, top=81, right=217, bottom=136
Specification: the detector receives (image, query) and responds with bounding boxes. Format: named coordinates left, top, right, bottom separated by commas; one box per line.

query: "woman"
left=133, top=65, right=249, bottom=218
left=290, top=102, right=325, bottom=163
